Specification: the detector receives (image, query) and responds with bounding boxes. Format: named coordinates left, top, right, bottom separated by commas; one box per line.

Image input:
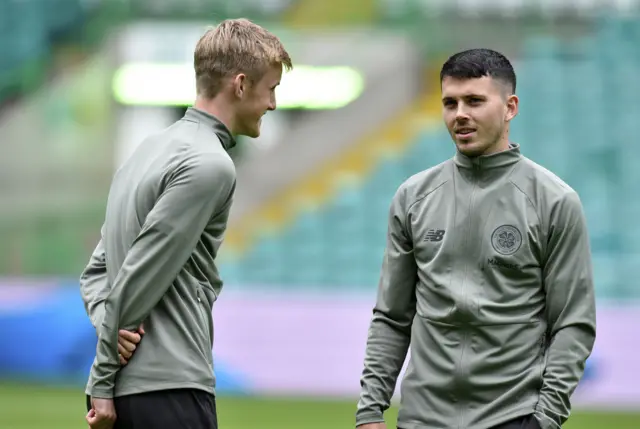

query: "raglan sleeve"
left=355, top=184, right=418, bottom=427
left=79, top=227, right=109, bottom=330
left=87, top=153, right=236, bottom=399
left=534, top=190, right=597, bottom=429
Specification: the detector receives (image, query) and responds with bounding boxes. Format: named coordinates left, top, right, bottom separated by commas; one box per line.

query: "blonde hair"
left=194, top=18, right=293, bottom=99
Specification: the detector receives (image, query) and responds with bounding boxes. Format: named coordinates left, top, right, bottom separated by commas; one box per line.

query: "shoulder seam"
left=522, top=157, right=574, bottom=193
left=508, top=180, right=544, bottom=231
left=406, top=179, right=449, bottom=215
left=404, top=161, right=453, bottom=226
left=404, top=178, right=450, bottom=234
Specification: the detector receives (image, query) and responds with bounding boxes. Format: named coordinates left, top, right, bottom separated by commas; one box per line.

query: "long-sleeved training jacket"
left=80, top=107, right=236, bottom=399
left=356, top=143, right=596, bottom=429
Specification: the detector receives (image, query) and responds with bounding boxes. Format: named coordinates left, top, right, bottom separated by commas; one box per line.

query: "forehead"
left=441, top=76, right=500, bottom=98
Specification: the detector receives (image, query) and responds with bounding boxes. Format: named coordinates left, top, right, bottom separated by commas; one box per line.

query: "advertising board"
left=0, top=281, right=637, bottom=409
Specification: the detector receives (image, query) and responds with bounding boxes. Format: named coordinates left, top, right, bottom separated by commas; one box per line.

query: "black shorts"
left=398, top=414, right=540, bottom=429
left=86, top=389, right=218, bottom=429
left=491, top=414, right=541, bottom=429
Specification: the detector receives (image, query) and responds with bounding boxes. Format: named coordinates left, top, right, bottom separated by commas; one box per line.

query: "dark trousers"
left=491, top=414, right=541, bottom=429
left=398, top=414, right=540, bottom=429
left=86, top=389, right=218, bottom=429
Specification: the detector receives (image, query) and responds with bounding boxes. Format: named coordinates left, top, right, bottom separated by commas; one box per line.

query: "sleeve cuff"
left=87, top=386, right=114, bottom=399
left=356, top=411, right=385, bottom=427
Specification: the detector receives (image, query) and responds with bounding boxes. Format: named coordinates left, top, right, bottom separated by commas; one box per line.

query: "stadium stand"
left=0, top=0, right=91, bottom=108
left=0, top=0, right=295, bottom=109
left=1, top=4, right=637, bottom=301
left=220, top=16, right=640, bottom=300
left=0, top=0, right=300, bottom=275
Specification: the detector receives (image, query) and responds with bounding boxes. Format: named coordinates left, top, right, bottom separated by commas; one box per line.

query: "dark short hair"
left=440, top=48, right=516, bottom=93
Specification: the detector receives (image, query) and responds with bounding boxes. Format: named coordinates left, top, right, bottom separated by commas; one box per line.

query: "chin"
left=241, top=120, right=262, bottom=138
left=238, top=126, right=260, bottom=139
left=247, top=128, right=260, bottom=138
left=456, top=142, right=480, bottom=156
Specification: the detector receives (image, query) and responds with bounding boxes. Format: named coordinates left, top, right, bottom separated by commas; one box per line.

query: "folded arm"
left=80, top=228, right=109, bottom=330
left=88, top=153, right=236, bottom=399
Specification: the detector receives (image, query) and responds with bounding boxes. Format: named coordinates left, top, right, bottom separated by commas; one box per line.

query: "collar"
left=184, top=107, right=237, bottom=151
left=454, top=143, right=522, bottom=170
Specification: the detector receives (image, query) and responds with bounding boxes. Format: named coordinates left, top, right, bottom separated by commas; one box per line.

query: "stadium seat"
left=0, top=0, right=92, bottom=104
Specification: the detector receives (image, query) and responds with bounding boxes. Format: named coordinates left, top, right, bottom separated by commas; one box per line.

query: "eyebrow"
left=442, top=94, right=487, bottom=101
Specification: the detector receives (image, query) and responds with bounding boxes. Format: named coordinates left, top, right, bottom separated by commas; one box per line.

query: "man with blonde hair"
left=80, top=18, right=292, bottom=429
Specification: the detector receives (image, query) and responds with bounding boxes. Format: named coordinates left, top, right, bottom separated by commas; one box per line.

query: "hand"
left=357, top=424, right=387, bottom=429
left=118, top=323, right=145, bottom=365
left=86, top=397, right=116, bottom=429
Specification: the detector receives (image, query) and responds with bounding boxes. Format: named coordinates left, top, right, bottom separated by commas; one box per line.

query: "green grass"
left=1, top=383, right=639, bottom=428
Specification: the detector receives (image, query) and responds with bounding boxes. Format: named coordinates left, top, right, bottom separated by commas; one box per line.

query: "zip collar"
left=183, top=107, right=237, bottom=151
left=454, top=143, right=522, bottom=170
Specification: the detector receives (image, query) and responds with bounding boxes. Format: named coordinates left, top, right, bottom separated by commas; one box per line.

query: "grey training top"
left=356, top=143, right=596, bottom=429
left=81, top=107, right=237, bottom=399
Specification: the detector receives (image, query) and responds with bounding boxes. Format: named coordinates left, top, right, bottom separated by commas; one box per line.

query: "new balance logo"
left=423, top=229, right=445, bottom=242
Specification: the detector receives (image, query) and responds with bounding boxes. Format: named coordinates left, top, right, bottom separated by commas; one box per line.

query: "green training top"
left=81, top=107, right=236, bottom=399
left=356, top=143, right=596, bottom=429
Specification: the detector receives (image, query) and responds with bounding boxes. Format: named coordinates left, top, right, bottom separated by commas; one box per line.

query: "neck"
left=480, top=126, right=511, bottom=156
left=454, top=141, right=520, bottom=171
left=484, top=137, right=510, bottom=156
left=193, top=95, right=236, bottom=135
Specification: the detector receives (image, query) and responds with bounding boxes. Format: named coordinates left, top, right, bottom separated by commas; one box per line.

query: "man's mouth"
left=455, top=128, right=477, bottom=138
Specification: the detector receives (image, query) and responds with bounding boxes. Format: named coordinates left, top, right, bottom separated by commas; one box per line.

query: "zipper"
left=457, top=330, right=470, bottom=429
left=456, top=164, right=479, bottom=429
left=538, top=332, right=547, bottom=384
left=459, top=169, right=478, bottom=317
left=195, top=287, right=210, bottom=348
left=196, top=288, right=207, bottom=320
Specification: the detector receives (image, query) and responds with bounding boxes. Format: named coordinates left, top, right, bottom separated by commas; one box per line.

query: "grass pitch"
left=1, top=382, right=639, bottom=428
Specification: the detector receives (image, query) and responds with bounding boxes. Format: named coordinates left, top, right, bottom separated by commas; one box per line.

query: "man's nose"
left=455, top=105, right=471, bottom=120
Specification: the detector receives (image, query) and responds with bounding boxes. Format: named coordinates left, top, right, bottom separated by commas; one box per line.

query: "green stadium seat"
left=613, top=253, right=640, bottom=298
left=1, top=0, right=90, bottom=103
left=219, top=262, right=241, bottom=285
left=522, top=36, right=562, bottom=58
left=591, top=253, right=619, bottom=299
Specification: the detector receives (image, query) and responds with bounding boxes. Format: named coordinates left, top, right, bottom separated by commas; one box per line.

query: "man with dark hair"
left=355, top=48, right=596, bottom=429
left=440, top=48, right=517, bottom=95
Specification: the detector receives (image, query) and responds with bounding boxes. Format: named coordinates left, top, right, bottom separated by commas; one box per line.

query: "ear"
left=232, top=73, right=248, bottom=99
left=505, top=94, right=519, bottom=122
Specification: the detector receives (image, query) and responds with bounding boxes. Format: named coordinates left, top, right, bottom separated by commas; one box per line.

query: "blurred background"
left=1, top=0, right=640, bottom=428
